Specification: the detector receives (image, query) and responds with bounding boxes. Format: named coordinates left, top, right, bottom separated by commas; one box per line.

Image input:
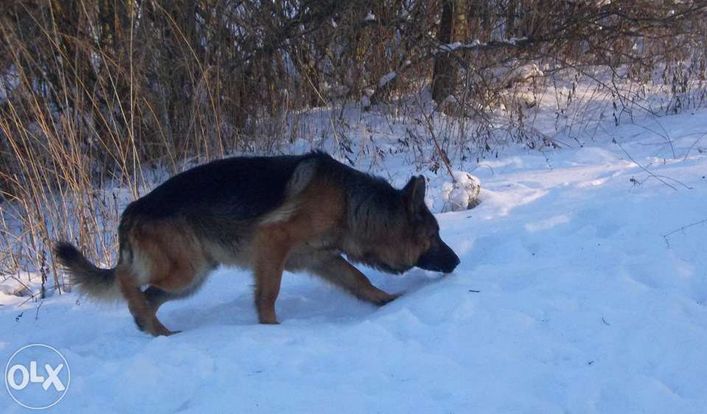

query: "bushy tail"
left=54, top=241, right=121, bottom=300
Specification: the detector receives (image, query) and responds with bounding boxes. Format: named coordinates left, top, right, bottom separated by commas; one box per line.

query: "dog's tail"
left=54, top=241, right=121, bottom=300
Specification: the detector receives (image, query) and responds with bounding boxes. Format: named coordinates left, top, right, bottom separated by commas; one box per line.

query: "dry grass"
left=0, top=0, right=705, bottom=296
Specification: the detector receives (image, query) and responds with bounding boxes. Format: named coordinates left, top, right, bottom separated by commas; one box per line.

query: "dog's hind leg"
left=252, top=227, right=292, bottom=324
left=116, top=268, right=174, bottom=336
left=144, top=286, right=178, bottom=312
left=304, top=254, right=398, bottom=306
left=143, top=263, right=213, bottom=313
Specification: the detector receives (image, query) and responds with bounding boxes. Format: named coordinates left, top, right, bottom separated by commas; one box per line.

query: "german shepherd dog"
left=55, top=152, right=459, bottom=336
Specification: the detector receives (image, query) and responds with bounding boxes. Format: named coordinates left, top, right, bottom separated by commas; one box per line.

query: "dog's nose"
left=416, top=239, right=460, bottom=273
left=448, top=253, right=460, bottom=272
left=441, top=251, right=460, bottom=273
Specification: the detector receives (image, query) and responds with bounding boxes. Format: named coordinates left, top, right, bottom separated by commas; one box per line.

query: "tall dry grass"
left=0, top=0, right=705, bottom=297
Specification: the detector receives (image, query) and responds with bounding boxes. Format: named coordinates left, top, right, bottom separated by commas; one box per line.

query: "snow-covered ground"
left=1, top=109, right=706, bottom=413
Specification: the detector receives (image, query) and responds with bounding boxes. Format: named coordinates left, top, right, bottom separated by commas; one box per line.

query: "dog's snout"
left=416, top=238, right=460, bottom=273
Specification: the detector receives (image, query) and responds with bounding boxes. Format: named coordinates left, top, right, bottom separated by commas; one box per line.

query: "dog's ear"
left=402, top=175, right=426, bottom=214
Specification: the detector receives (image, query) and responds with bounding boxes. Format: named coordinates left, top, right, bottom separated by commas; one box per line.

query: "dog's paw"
left=366, top=290, right=400, bottom=306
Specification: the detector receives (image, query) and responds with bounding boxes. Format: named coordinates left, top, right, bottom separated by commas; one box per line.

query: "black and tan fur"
left=55, top=152, right=460, bottom=336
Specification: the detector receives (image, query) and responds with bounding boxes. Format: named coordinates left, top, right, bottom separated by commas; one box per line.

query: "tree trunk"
left=432, top=0, right=466, bottom=104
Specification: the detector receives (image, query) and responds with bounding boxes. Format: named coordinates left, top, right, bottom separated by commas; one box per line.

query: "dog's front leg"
left=252, top=225, right=291, bottom=324
left=308, top=254, right=399, bottom=306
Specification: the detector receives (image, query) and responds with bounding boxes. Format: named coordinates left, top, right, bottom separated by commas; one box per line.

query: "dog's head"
left=401, top=176, right=460, bottom=273
left=351, top=176, right=460, bottom=274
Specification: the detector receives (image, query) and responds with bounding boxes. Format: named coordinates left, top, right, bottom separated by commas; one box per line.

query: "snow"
left=1, top=109, right=707, bottom=413
left=437, top=37, right=526, bottom=53
left=378, top=71, right=397, bottom=88
left=438, top=41, right=463, bottom=52
left=439, top=171, right=481, bottom=212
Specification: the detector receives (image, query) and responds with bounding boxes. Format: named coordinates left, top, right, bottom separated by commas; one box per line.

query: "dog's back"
left=124, top=153, right=314, bottom=220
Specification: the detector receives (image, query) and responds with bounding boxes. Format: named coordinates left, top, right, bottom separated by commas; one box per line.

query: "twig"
left=616, top=141, right=692, bottom=191
left=35, top=299, right=44, bottom=320
left=417, top=98, right=455, bottom=181
left=663, top=218, right=707, bottom=248
left=683, top=133, right=706, bottom=161
left=632, top=121, right=675, bottom=159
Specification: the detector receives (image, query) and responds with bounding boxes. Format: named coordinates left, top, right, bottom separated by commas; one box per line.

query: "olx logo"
left=5, top=344, right=70, bottom=409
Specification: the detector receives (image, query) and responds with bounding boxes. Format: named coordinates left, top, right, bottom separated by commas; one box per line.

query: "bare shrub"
left=0, top=0, right=705, bottom=293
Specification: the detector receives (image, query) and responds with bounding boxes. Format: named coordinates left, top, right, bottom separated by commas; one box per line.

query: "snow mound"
left=441, top=171, right=481, bottom=212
